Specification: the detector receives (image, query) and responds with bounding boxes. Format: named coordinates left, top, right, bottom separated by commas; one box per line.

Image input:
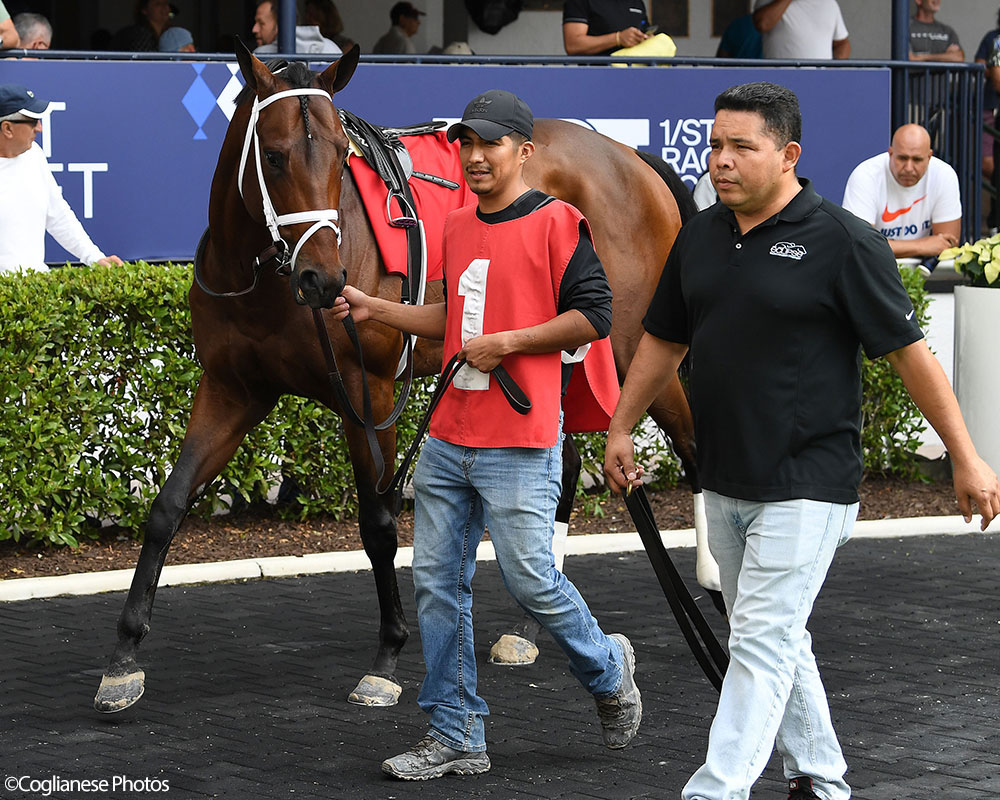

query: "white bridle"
left=238, top=87, right=342, bottom=272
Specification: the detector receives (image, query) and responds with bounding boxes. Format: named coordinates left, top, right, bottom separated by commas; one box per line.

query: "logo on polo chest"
left=769, top=241, right=807, bottom=261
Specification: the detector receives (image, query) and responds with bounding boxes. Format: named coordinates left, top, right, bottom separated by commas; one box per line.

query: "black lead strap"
left=623, top=485, right=729, bottom=692
left=382, top=356, right=532, bottom=509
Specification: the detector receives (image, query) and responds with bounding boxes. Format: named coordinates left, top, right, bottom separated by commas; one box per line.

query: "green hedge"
left=859, top=266, right=932, bottom=476
left=0, top=262, right=930, bottom=547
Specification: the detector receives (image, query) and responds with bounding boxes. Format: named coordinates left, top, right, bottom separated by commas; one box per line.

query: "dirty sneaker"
left=382, top=734, right=491, bottom=780
left=787, top=776, right=820, bottom=799
left=594, top=633, right=642, bottom=748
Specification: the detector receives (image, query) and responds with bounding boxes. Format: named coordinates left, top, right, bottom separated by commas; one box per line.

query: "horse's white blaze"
left=454, top=257, right=491, bottom=391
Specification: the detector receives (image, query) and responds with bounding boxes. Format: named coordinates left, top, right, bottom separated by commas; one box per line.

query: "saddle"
left=337, top=110, right=459, bottom=305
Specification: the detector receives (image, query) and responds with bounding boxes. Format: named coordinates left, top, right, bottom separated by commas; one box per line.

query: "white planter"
left=954, top=285, right=1000, bottom=477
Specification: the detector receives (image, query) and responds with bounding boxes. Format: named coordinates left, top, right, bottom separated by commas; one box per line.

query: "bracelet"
left=616, top=30, right=621, bottom=46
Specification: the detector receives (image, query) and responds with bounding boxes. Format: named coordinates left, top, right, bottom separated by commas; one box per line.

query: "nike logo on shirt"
left=882, top=195, right=927, bottom=223
left=906, top=309, right=915, bottom=320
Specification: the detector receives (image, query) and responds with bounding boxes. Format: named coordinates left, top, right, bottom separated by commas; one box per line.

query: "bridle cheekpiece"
left=237, top=87, right=343, bottom=274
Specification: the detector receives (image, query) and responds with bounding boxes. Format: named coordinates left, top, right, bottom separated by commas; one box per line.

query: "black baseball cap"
left=0, top=85, right=49, bottom=119
left=447, top=89, right=533, bottom=143
left=391, top=2, right=425, bottom=20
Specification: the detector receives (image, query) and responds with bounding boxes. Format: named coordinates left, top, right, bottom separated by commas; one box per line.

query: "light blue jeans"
left=682, top=491, right=858, bottom=800
left=411, top=433, right=623, bottom=752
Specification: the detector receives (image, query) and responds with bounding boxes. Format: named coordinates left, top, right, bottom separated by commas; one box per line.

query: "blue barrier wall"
left=3, top=60, right=890, bottom=263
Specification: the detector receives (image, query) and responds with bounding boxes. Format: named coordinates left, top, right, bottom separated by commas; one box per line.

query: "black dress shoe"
left=788, top=776, right=820, bottom=799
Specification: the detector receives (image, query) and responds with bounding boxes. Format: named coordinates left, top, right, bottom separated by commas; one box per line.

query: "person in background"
left=0, top=85, right=122, bottom=274
left=563, top=0, right=650, bottom=56
left=252, top=0, right=341, bottom=55
left=304, top=0, right=354, bottom=52
left=158, top=26, right=194, bottom=53
left=112, top=0, right=171, bottom=52
left=753, top=0, right=850, bottom=59
left=974, top=8, right=1000, bottom=180
left=909, top=0, right=964, bottom=62
left=373, top=2, right=424, bottom=55
left=691, top=170, right=718, bottom=210
left=0, top=1, right=21, bottom=50
left=842, top=123, right=961, bottom=266
left=716, top=13, right=762, bottom=59
left=12, top=12, right=51, bottom=50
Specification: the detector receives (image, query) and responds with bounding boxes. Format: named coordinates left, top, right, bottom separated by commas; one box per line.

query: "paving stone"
left=1, top=533, right=999, bottom=798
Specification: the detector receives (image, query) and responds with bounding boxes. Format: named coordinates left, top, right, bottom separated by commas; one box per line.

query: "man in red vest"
left=332, top=89, right=638, bottom=780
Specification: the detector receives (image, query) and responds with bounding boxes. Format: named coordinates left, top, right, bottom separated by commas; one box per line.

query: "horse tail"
left=634, top=148, right=698, bottom=224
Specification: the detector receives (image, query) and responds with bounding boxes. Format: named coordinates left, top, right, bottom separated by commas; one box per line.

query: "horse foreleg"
left=489, top=434, right=581, bottom=667
left=94, top=377, right=275, bottom=713
left=647, top=377, right=724, bottom=608
left=342, top=423, right=408, bottom=707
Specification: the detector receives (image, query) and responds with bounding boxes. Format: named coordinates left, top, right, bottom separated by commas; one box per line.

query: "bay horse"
left=94, top=42, right=703, bottom=714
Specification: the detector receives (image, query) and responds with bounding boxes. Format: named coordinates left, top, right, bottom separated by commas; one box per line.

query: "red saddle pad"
left=347, top=130, right=475, bottom=282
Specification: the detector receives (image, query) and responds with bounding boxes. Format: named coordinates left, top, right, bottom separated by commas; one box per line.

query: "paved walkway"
left=2, top=531, right=999, bottom=799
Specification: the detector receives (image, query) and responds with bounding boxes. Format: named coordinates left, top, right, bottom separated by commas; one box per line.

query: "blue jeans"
left=682, top=491, right=858, bottom=800
left=411, top=433, right=623, bottom=752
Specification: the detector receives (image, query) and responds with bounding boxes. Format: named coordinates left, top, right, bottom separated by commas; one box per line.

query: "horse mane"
left=634, top=148, right=699, bottom=224
left=234, top=60, right=318, bottom=108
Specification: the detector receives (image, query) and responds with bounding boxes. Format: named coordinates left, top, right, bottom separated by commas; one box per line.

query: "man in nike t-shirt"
left=842, top=123, right=961, bottom=263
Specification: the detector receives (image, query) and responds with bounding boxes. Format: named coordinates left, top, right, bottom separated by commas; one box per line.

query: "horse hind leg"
left=94, top=380, right=274, bottom=713
left=489, top=434, right=580, bottom=667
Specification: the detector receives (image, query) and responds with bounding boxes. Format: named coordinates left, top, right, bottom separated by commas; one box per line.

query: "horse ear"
left=235, top=37, right=258, bottom=90
left=318, top=44, right=360, bottom=97
left=235, top=37, right=278, bottom=96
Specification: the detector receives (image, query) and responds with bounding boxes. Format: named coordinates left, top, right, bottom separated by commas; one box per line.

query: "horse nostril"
left=298, top=269, right=320, bottom=293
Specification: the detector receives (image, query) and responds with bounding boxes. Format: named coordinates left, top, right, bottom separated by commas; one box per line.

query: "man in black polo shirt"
left=562, top=0, right=650, bottom=55
left=604, top=82, right=999, bottom=800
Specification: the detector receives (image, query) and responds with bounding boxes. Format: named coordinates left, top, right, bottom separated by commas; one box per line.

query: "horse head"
left=234, top=39, right=360, bottom=309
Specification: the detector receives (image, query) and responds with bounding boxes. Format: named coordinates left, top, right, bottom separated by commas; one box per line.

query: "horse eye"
left=264, top=151, right=283, bottom=169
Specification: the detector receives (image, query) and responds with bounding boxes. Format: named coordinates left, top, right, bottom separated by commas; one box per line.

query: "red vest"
left=430, top=199, right=620, bottom=448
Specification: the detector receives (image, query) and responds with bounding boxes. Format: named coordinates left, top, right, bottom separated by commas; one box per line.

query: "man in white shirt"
left=842, top=124, right=961, bottom=262
left=753, top=0, right=850, bottom=60
left=0, top=84, right=121, bottom=274
left=251, top=0, right=341, bottom=55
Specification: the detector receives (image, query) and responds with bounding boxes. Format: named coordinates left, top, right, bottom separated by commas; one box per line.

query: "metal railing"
left=893, top=62, right=985, bottom=244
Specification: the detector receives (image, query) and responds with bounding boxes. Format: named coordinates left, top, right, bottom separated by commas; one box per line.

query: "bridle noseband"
left=237, top=87, right=343, bottom=274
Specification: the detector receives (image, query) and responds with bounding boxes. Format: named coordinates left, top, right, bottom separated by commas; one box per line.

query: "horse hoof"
left=348, top=674, right=401, bottom=707
left=489, top=634, right=539, bottom=666
left=94, top=670, right=145, bottom=714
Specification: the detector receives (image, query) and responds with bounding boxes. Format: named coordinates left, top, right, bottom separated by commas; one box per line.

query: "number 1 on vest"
left=455, top=258, right=491, bottom=391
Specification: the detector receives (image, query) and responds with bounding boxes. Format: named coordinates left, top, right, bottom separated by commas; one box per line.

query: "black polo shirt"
left=563, top=0, right=650, bottom=55
left=643, top=179, right=923, bottom=504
